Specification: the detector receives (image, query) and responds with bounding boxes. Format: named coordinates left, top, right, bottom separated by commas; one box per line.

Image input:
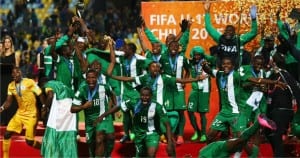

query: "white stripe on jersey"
left=176, top=56, right=184, bottom=90
left=148, top=102, right=156, bottom=132
left=227, top=73, right=239, bottom=114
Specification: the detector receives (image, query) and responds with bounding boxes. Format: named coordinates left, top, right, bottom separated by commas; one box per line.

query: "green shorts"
left=187, top=90, right=209, bottom=112
left=236, top=105, right=253, bottom=131
left=85, top=119, right=114, bottom=144
left=165, top=90, right=186, bottom=111
left=160, top=111, right=179, bottom=133
left=210, top=113, right=240, bottom=133
left=134, top=132, right=160, bottom=157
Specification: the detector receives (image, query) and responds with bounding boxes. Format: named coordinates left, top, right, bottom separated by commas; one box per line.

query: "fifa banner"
left=141, top=0, right=298, bottom=123
left=141, top=0, right=298, bottom=57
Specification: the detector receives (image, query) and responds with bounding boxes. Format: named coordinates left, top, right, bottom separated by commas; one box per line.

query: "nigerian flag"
left=41, top=80, right=77, bottom=158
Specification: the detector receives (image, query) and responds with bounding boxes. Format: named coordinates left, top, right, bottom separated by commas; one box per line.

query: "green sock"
left=105, top=138, right=115, bottom=157
left=188, top=112, right=200, bottom=133
left=167, top=111, right=179, bottom=133
left=200, top=113, right=207, bottom=135
left=177, top=111, right=186, bottom=135
left=249, top=145, right=259, bottom=158
left=240, top=121, right=259, bottom=141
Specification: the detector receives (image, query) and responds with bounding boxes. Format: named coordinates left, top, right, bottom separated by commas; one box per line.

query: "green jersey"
left=277, top=19, right=298, bottom=64
left=214, top=70, right=244, bottom=116
left=116, top=55, right=148, bottom=99
left=160, top=53, right=190, bottom=90
left=144, top=49, right=162, bottom=63
left=72, top=82, right=113, bottom=125
left=54, top=54, right=82, bottom=92
left=44, top=35, right=70, bottom=78
left=121, top=100, right=169, bottom=140
left=238, top=65, right=266, bottom=109
left=205, top=13, right=258, bottom=46
left=134, top=74, right=176, bottom=105
left=85, top=48, right=121, bottom=95
left=190, top=60, right=210, bottom=92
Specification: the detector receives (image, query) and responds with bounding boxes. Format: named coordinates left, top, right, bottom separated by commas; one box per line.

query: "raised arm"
left=107, top=37, right=116, bottom=76
left=276, top=7, right=290, bottom=40
left=240, top=5, right=258, bottom=45
left=204, top=1, right=222, bottom=42
left=178, top=19, right=192, bottom=53
left=174, top=19, right=189, bottom=42
left=141, top=16, right=163, bottom=44
left=74, top=40, right=88, bottom=73
left=50, top=38, right=58, bottom=61
left=137, top=27, right=149, bottom=53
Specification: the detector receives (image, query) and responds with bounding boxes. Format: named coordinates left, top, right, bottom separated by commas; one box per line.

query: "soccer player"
left=187, top=46, right=215, bottom=142
left=1, top=67, right=45, bottom=158
left=199, top=114, right=277, bottom=158
left=95, top=86, right=176, bottom=157
left=204, top=1, right=258, bottom=68
left=71, top=69, right=117, bottom=157
left=109, top=61, right=206, bottom=139
left=137, top=15, right=191, bottom=55
left=201, top=57, right=285, bottom=145
left=159, top=40, right=190, bottom=144
left=115, top=42, right=149, bottom=143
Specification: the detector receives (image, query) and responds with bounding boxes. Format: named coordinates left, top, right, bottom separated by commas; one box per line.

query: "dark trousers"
left=265, top=108, right=294, bottom=157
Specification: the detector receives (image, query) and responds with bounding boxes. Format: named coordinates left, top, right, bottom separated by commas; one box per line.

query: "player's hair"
left=253, top=55, right=265, bottom=62
left=140, top=86, right=153, bottom=95
left=86, top=68, right=98, bottom=76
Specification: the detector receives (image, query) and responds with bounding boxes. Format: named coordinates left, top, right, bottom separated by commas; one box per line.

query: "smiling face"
left=90, top=61, right=102, bottom=74
left=140, top=87, right=152, bottom=105
left=151, top=42, right=161, bottom=55
left=11, top=67, right=22, bottom=83
left=221, top=58, right=234, bottom=74
left=252, top=57, right=264, bottom=73
left=148, top=62, right=161, bottom=77
left=86, top=70, right=98, bottom=90
left=168, top=41, right=179, bottom=56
